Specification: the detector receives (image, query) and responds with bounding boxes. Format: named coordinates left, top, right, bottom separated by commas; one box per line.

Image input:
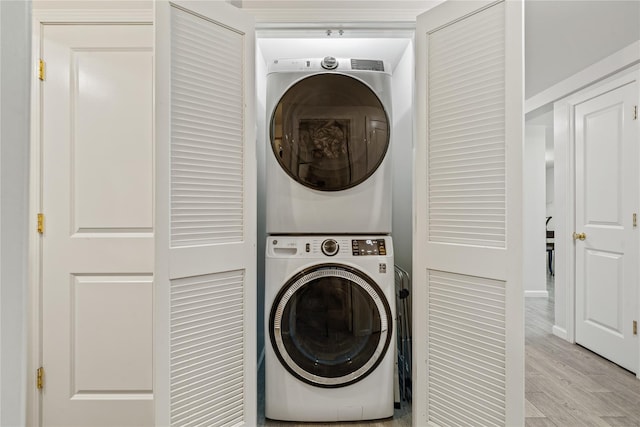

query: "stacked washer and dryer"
left=264, top=56, right=396, bottom=422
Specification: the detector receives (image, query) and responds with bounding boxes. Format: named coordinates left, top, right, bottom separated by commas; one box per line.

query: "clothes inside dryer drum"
left=270, top=74, right=390, bottom=191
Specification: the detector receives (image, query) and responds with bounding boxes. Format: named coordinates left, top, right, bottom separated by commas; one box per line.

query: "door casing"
left=553, top=66, right=640, bottom=378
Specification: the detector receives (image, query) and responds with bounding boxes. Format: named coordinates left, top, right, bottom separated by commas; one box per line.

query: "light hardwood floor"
left=525, top=277, right=640, bottom=427
left=258, top=275, right=640, bottom=426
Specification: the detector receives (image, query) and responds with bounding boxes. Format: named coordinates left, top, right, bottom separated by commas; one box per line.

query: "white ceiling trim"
left=256, top=23, right=416, bottom=39
left=242, top=8, right=429, bottom=23
left=32, top=9, right=153, bottom=22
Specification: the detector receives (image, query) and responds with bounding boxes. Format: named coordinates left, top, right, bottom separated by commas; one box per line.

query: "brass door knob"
left=573, top=232, right=586, bottom=241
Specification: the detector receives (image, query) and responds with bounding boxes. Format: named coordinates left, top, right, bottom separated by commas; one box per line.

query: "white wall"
left=525, top=0, right=640, bottom=98
left=255, top=43, right=267, bottom=364
left=523, top=126, right=547, bottom=297
left=0, top=1, right=31, bottom=425
left=546, top=166, right=554, bottom=218
left=391, top=41, right=413, bottom=275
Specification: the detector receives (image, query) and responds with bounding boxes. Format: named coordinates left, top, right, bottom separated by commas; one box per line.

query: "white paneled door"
left=575, top=78, right=639, bottom=373
left=154, top=2, right=257, bottom=426
left=415, top=1, right=523, bottom=425
left=41, top=25, right=154, bottom=426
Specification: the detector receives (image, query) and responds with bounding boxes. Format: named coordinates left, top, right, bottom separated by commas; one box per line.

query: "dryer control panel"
left=267, top=57, right=391, bottom=75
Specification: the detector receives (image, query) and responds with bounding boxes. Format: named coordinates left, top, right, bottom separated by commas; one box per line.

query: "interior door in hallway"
left=574, top=78, right=639, bottom=373
left=40, top=24, right=154, bottom=426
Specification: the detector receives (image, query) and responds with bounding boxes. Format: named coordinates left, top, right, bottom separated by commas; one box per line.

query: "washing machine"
left=265, top=235, right=395, bottom=422
left=266, top=57, right=393, bottom=234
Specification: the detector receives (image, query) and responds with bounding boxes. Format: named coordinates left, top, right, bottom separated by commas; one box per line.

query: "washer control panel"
left=351, top=239, right=387, bottom=256
left=268, top=236, right=391, bottom=258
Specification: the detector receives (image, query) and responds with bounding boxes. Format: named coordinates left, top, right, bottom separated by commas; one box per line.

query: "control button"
left=321, top=56, right=338, bottom=70
left=321, top=239, right=339, bottom=256
left=305, top=243, right=310, bottom=253
left=352, top=251, right=360, bottom=256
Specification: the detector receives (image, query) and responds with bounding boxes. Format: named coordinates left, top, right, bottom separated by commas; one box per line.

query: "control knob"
left=321, top=56, right=338, bottom=70
left=321, top=239, right=339, bottom=256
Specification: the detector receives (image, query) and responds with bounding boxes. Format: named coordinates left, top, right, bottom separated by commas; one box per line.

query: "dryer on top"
left=266, top=57, right=393, bottom=235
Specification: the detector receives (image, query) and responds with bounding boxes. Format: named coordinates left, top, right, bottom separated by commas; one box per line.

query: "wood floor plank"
left=525, top=391, right=594, bottom=426
left=594, top=391, right=640, bottom=424
left=601, top=416, right=640, bottom=427
left=525, top=344, right=612, bottom=393
left=590, top=373, right=640, bottom=398
left=525, top=395, right=547, bottom=418
left=525, top=417, right=559, bottom=427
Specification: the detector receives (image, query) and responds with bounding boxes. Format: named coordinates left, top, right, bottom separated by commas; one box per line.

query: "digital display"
left=352, top=239, right=387, bottom=256
left=351, top=59, right=385, bottom=72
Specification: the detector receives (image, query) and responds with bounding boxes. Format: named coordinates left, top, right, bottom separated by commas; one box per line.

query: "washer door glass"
left=270, top=264, right=392, bottom=388
left=271, top=74, right=389, bottom=191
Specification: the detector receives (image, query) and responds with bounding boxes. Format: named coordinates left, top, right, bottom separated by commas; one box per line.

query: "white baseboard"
left=552, top=325, right=568, bottom=341
left=524, top=290, right=549, bottom=298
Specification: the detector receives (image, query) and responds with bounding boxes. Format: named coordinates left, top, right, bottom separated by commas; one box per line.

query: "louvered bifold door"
left=414, top=1, right=523, bottom=426
left=155, top=2, right=256, bottom=426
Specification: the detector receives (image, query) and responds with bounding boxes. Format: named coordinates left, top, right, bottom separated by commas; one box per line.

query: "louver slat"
left=170, top=270, right=245, bottom=427
left=429, top=270, right=506, bottom=426
left=428, top=2, right=506, bottom=248
left=170, top=7, right=244, bottom=247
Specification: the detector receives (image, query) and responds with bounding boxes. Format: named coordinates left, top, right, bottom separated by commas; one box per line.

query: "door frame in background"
left=27, top=7, right=153, bottom=426
left=553, top=65, right=640, bottom=378
left=526, top=39, right=640, bottom=348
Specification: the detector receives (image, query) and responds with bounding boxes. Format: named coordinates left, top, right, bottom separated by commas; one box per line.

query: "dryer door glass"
left=271, top=74, right=389, bottom=191
left=270, top=265, right=392, bottom=388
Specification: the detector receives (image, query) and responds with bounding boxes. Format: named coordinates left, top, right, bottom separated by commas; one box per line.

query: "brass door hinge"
left=634, top=105, right=638, bottom=120
left=634, top=213, right=637, bottom=228
left=37, top=213, right=44, bottom=235
left=38, top=59, right=46, bottom=81
left=634, top=320, right=638, bottom=336
left=36, top=367, right=44, bottom=390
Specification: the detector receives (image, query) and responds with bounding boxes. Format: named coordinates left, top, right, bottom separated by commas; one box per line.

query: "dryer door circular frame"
left=269, top=264, right=392, bottom=388
left=270, top=73, right=390, bottom=192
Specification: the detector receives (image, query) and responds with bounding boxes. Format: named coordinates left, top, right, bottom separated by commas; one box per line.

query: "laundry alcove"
left=254, top=29, right=416, bottom=379
left=27, top=1, right=524, bottom=425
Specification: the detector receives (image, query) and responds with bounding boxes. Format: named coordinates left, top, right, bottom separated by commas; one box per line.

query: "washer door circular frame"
left=269, top=263, right=392, bottom=388
left=269, top=72, right=391, bottom=192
